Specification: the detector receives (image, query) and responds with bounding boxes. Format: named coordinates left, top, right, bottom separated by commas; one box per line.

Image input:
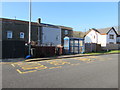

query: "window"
left=79, top=41, right=83, bottom=46
left=20, top=32, right=24, bottom=39
left=7, top=31, right=12, bottom=39
left=109, top=34, right=114, bottom=39
left=75, top=40, right=79, bottom=46
left=64, top=30, right=68, bottom=35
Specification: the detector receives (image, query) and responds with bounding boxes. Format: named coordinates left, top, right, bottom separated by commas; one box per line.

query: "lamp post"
left=28, top=0, right=31, bottom=56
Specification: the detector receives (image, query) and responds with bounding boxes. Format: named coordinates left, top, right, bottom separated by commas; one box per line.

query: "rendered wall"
left=42, top=27, right=61, bottom=46
left=107, top=29, right=117, bottom=44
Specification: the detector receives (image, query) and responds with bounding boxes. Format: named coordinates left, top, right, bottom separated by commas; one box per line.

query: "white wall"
left=100, top=35, right=107, bottom=47
left=85, top=30, right=100, bottom=43
left=107, top=29, right=117, bottom=44
left=117, top=37, right=120, bottom=43
left=42, top=27, right=61, bottom=46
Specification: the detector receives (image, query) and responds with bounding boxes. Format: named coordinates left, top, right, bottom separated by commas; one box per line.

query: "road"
left=1, top=54, right=118, bottom=88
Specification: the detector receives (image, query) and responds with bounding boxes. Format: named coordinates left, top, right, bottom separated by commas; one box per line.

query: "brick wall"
left=2, top=19, right=38, bottom=42
left=29, top=46, right=56, bottom=58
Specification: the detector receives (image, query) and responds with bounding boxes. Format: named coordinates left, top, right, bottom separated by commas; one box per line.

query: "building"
left=0, top=18, right=73, bottom=58
left=114, top=26, right=120, bottom=44
left=58, top=26, right=73, bottom=46
left=0, top=18, right=40, bottom=58
left=117, top=35, right=120, bottom=44
left=84, top=27, right=119, bottom=47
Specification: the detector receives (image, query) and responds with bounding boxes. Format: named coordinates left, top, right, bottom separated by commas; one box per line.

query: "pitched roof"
left=85, top=26, right=120, bottom=37
left=95, top=27, right=112, bottom=34
left=94, top=26, right=119, bottom=35
left=114, top=26, right=120, bottom=35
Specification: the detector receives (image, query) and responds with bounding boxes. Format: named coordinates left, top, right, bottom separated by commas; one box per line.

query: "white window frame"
left=7, top=31, right=12, bottom=39
left=20, top=32, right=24, bottom=39
left=109, top=34, right=114, bottom=39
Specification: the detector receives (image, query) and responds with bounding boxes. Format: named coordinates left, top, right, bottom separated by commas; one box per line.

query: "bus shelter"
left=64, top=37, right=84, bottom=54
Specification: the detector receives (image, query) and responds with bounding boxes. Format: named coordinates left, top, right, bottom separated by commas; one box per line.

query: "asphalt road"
left=2, top=54, right=118, bottom=88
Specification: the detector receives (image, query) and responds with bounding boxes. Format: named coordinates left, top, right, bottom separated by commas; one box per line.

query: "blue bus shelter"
left=64, top=37, right=84, bottom=54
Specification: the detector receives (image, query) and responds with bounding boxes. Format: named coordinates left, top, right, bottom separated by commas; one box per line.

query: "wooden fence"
left=85, top=43, right=102, bottom=53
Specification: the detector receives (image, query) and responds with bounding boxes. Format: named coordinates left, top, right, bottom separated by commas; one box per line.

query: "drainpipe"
left=37, top=18, right=41, bottom=46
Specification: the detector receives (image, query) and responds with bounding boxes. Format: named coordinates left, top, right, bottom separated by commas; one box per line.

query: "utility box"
left=64, top=37, right=84, bottom=54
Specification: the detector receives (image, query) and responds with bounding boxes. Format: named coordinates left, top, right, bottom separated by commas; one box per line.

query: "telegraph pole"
left=28, top=0, right=31, bottom=55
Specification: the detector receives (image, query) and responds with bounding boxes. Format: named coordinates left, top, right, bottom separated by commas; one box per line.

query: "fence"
left=102, top=44, right=120, bottom=51
left=25, top=46, right=63, bottom=58
left=85, top=43, right=102, bottom=53
left=2, top=40, right=25, bottom=58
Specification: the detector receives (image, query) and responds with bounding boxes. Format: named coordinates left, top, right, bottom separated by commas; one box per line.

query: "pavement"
left=25, top=53, right=119, bottom=62
left=2, top=54, right=118, bottom=88
left=1, top=52, right=119, bottom=63
left=0, top=58, right=25, bottom=62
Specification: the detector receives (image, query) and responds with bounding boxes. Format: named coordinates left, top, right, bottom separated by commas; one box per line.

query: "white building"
left=114, top=26, right=120, bottom=44
left=117, top=35, right=120, bottom=44
left=84, top=27, right=119, bottom=47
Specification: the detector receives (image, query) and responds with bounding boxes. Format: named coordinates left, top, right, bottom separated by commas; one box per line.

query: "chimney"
left=37, top=18, right=41, bottom=24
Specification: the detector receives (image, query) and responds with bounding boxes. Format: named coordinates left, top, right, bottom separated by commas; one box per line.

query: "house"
left=0, top=18, right=73, bottom=58
left=84, top=27, right=119, bottom=47
left=114, top=26, right=120, bottom=44
left=117, top=35, right=120, bottom=44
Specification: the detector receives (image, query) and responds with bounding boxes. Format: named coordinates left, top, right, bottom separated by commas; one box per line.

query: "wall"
left=31, top=46, right=56, bottom=57
left=2, top=19, right=38, bottom=42
left=117, top=37, right=120, bottom=43
left=100, top=35, right=107, bottom=47
left=85, top=30, right=100, bottom=43
left=107, top=29, right=117, bottom=44
left=42, top=27, right=61, bottom=46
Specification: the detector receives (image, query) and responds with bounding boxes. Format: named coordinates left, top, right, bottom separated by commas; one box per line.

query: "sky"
left=1, top=2, right=118, bottom=32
